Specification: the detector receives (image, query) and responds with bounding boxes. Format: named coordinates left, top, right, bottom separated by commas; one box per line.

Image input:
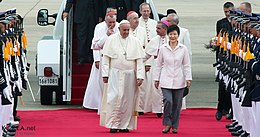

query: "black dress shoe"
left=237, top=129, right=244, bottom=134
left=138, top=112, right=144, bottom=115
left=110, top=128, right=118, bottom=133
left=215, top=111, right=222, bottom=121
left=231, top=129, right=244, bottom=136
left=2, top=125, right=17, bottom=132
left=239, top=131, right=249, bottom=137
left=119, top=129, right=129, bottom=132
left=6, top=121, right=19, bottom=129
left=226, top=113, right=233, bottom=120
left=14, top=116, right=20, bottom=121
left=156, top=113, right=163, bottom=118
left=226, top=121, right=238, bottom=128
left=2, top=131, right=16, bottom=136
left=228, top=125, right=242, bottom=132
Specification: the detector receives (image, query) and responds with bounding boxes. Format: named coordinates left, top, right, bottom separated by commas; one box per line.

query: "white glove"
left=24, top=70, right=29, bottom=81
left=15, top=80, right=22, bottom=92
left=3, top=86, right=12, bottom=102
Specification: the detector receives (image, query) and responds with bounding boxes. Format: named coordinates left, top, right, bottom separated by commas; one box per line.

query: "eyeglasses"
left=224, top=11, right=230, bottom=13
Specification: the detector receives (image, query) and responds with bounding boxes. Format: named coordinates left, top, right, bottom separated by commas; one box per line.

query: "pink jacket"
left=153, top=42, right=192, bottom=89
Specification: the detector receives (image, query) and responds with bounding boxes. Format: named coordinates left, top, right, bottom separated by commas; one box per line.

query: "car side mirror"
left=37, top=9, right=57, bottom=26
left=37, top=9, right=49, bottom=26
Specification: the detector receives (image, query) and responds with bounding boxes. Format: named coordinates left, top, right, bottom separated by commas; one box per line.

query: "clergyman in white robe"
left=127, top=11, right=148, bottom=114
left=166, top=13, right=192, bottom=110
left=144, top=34, right=168, bottom=114
left=178, top=26, right=192, bottom=110
left=138, top=3, right=158, bottom=42
left=83, top=14, right=119, bottom=113
left=82, top=50, right=104, bottom=111
left=142, top=19, right=169, bottom=116
left=100, top=20, right=145, bottom=130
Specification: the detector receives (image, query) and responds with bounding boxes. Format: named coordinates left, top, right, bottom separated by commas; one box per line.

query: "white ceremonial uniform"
left=83, top=21, right=119, bottom=113
left=178, top=26, right=192, bottom=110
left=129, top=26, right=148, bottom=113
left=254, top=102, right=260, bottom=137
left=144, top=35, right=168, bottom=113
left=100, top=33, right=145, bottom=130
left=0, top=96, right=14, bottom=136
left=139, top=17, right=157, bottom=41
left=0, top=68, right=14, bottom=136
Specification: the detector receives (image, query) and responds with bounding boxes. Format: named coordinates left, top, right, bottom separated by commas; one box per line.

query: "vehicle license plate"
left=39, top=76, right=58, bottom=86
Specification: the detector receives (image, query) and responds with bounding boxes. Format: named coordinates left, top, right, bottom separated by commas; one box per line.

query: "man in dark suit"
left=215, top=2, right=234, bottom=121
left=216, top=2, right=234, bottom=35
left=106, top=0, right=145, bottom=22
left=63, top=0, right=106, bottom=64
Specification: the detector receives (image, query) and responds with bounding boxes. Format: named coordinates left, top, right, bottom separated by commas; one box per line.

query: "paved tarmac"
left=1, top=0, right=260, bottom=110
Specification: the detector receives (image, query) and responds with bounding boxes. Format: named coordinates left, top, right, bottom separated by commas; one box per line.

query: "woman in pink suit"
left=154, top=25, right=192, bottom=134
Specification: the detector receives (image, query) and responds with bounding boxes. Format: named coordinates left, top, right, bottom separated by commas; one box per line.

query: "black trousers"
left=75, top=12, right=95, bottom=63
left=217, top=79, right=232, bottom=114
left=13, top=86, right=20, bottom=117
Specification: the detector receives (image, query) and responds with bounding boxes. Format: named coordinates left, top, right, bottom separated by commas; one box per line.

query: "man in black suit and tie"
left=215, top=2, right=234, bottom=121
left=63, top=0, right=106, bottom=64
left=106, top=0, right=145, bottom=22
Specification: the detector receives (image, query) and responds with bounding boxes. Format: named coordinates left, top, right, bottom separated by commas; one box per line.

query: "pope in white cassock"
left=127, top=11, right=148, bottom=114
left=144, top=20, right=169, bottom=117
left=100, top=20, right=145, bottom=133
left=83, top=12, right=119, bottom=113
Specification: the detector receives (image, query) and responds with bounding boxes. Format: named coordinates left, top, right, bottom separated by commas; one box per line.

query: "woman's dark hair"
left=167, top=24, right=180, bottom=35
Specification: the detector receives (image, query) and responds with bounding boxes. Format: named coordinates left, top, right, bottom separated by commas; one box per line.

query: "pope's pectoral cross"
left=123, top=51, right=127, bottom=60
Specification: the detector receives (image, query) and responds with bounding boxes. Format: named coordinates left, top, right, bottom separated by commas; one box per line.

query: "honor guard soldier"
left=250, top=28, right=260, bottom=137
left=0, top=8, right=28, bottom=136
left=214, top=6, right=260, bottom=136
